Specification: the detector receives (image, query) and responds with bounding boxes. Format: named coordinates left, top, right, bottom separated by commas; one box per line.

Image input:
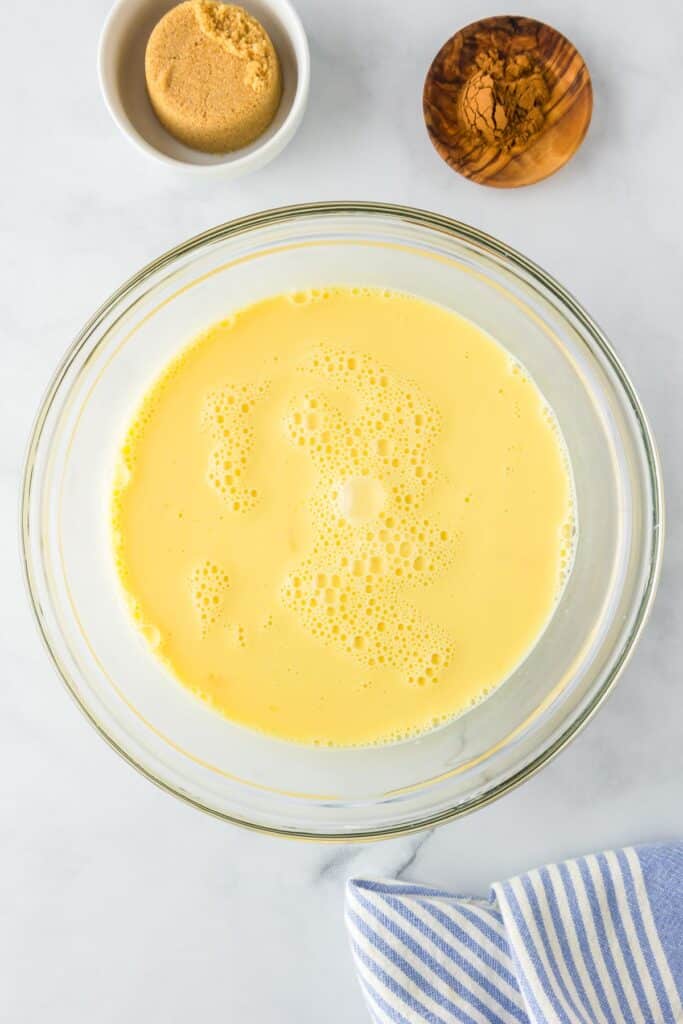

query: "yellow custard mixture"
left=111, top=287, right=574, bottom=746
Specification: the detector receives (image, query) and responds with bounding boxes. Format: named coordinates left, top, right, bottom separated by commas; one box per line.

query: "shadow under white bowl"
left=98, top=0, right=310, bottom=174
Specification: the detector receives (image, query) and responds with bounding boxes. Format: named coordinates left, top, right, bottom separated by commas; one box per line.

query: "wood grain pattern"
left=423, top=16, right=593, bottom=188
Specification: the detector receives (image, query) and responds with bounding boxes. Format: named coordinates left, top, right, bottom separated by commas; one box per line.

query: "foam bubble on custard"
left=281, top=343, right=456, bottom=686
left=286, top=287, right=334, bottom=305
left=190, top=560, right=230, bottom=636
left=201, top=381, right=270, bottom=512
left=537, top=399, right=577, bottom=589
left=336, top=475, right=387, bottom=523
left=281, top=542, right=455, bottom=687
left=287, top=344, right=440, bottom=494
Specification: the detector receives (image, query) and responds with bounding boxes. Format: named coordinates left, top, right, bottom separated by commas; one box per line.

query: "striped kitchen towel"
left=346, top=843, right=683, bottom=1024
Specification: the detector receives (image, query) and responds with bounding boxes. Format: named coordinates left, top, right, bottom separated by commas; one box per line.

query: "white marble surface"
left=2, top=0, right=682, bottom=1019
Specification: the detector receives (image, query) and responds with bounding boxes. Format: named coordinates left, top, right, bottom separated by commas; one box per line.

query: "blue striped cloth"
left=346, top=843, right=683, bottom=1024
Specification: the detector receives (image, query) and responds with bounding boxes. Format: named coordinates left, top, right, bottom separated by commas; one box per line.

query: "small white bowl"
left=98, top=0, right=310, bottom=175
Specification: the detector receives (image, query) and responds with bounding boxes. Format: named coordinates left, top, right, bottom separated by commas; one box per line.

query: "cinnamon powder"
left=460, top=50, right=549, bottom=151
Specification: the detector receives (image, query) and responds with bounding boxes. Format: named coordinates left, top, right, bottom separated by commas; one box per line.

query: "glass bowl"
left=22, top=203, right=663, bottom=840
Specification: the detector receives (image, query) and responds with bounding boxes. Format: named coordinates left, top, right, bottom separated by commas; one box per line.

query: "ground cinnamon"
left=460, top=50, right=549, bottom=152
left=423, top=16, right=593, bottom=188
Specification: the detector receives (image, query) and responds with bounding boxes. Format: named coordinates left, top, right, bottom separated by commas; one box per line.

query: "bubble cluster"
left=119, top=408, right=154, bottom=474
left=558, top=512, right=577, bottom=584
left=189, top=560, right=230, bottom=635
left=202, top=381, right=270, bottom=512
left=537, top=397, right=577, bottom=588
left=281, top=344, right=456, bottom=686
left=110, top=474, right=129, bottom=582
left=284, top=285, right=407, bottom=307
left=282, top=553, right=454, bottom=687
left=117, top=353, right=190, bottom=472
left=287, top=344, right=441, bottom=499
left=286, top=287, right=333, bottom=305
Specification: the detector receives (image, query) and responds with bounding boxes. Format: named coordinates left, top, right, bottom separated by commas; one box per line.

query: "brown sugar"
left=145, top=1, right=282, bottom=153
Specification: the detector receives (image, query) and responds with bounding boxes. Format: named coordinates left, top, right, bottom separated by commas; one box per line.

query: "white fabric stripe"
left=545, top=863, right=610, bottom=1024
left=453, top=902, right=509, bottom=941
left=357, top=975, right=385, bottom=1024
left=566, top=858, right=623, bottom=1021
left=348, top=889, right=483, bottom=1024
left=507, top=876, right=581, bottom=1022
left=436, top=905, right=525, bottom=1005
left=526, top=870, right=592, bottom=1024
left=604, top=850, right=662, bottom=1019
left=361, top=987, right=384, bottom=1024
left=624, top=847, right=682, bottom=1016
left=495, top=882, right=559, bottom=1024
left=355, top=954, right=416, bottom=1024
left=348, top=909, right=454, bottom=1019
left=585, top=854, right=642, bottom=1021
left=352, top=929, right=428, bottom=1024
left=380, top=892, right=525, bottom=1013
left=352, top=890, right=502, bottom=1024
left=356, top=884, right=508, bottom=943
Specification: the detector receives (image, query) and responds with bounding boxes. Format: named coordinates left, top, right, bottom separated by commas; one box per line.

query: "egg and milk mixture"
left=111, top=287, right=574, bottom=746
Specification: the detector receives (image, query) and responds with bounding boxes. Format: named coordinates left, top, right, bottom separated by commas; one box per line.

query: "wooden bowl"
left=423, top=15, right=593, bottom=188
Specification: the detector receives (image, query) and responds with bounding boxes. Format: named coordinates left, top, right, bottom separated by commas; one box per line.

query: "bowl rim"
left=20, top=202, right=665, bottom=841
left=97, top=0, right=311, bottom=174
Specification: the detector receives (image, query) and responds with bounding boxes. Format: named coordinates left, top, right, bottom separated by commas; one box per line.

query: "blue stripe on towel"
left=537, top=866, right=595, bottom=1023
left=352, top=891, right=508, bottom=1023
left=346, top=843, right=683, bottom=1024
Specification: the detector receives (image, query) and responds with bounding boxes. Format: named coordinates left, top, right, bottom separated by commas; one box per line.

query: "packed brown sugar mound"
left=145, top=1, right=281, bottom=153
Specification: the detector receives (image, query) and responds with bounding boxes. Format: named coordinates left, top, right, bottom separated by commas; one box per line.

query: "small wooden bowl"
left=423, top=15, right=593, bottom=188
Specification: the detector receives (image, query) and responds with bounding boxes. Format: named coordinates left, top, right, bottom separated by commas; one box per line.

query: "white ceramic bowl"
left=98, top=0, right=310, bottom=175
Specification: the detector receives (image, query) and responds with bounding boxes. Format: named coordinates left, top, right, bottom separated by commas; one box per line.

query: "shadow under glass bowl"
left=22, top=203, right=663, bottom=840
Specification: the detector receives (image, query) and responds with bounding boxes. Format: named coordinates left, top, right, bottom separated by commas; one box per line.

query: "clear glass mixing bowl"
left=22, top=203, right=663, bottom=839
